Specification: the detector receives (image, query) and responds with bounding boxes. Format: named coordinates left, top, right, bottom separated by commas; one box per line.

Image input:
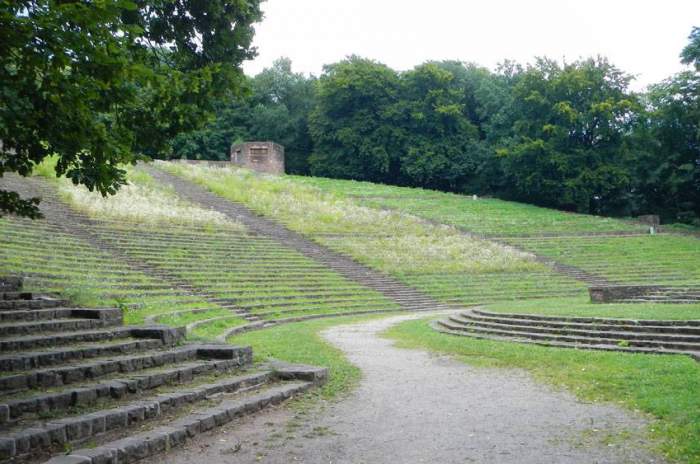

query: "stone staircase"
left=9, top=175, right=260, bottom=324
left=0, top=278, right=327, bottom=464
left=434, top=308, right=700, bottom=361
left=143, top=166, right=464, bottom=318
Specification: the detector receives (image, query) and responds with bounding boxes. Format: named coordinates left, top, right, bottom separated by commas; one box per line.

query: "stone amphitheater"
left=0, top=163, right=698, bottom=463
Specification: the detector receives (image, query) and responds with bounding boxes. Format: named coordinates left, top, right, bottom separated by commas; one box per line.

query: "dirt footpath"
left=146, top=314, right=664, bottom=464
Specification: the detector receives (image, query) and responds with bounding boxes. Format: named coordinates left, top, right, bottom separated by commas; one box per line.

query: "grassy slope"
left=1, top=164, right=399, bottom=335
left=0, top=217, right=222, bottom=325
left=384, top=318, right=700, bottom=463
left=293, top=176, right=648, bottom=236
left=161, top=162, right=588, bottom=305
left=294, top=172, right=700, bottom=294
left=503, top=235, right=700, bottom=285
left=4, top=161, right=697, bottom=460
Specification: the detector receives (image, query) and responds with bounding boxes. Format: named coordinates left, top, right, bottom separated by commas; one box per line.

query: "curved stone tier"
left=434, top=308, right=700, bottom=361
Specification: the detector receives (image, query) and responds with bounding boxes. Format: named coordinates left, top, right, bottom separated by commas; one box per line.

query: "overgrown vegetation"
left=161, top=162, right=538, bottom=274
left=161, top=162, right=588, bottom=305
left=36, top=158, right=242, bottom=228
left=0, top=0, right=263, bottom=217
left=293, top=175, right=647, bottom=236
left=384, top=318, right=700, bottom=463
left=173, top=28, right=700, bottom=225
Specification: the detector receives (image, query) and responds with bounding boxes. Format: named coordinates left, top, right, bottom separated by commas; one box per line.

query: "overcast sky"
left=242, top=0, right=699, bottom=90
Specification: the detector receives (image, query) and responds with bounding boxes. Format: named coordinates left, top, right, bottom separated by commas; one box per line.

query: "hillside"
left=1, top=162, right=699, bottom=334
left=2, top=162, right=700, bottom=463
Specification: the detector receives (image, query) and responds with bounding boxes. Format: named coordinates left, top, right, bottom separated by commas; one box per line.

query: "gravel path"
left=148, top=314, right=664, bottom=464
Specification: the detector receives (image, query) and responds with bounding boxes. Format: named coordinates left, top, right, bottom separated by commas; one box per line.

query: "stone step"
left=4, top=362, right=326, bottom=463
left=471, top=309, right=700, bottom=327
left=41, top=379, right=317, bottom=464
left=462, top=312, right=700, bottom=334
left=621, top=298, right=700, bottom=304
left=437, top=319, right=700, bottom=352
left=0, top=297, right=68, bottom=310
left=4, top=372, right=275, bottom=463
left=0, top=338, right=164, bottom=372
left=0, top=307, right=74, bottom=322
left=449, top=315, right=700, bottom=346
left=0, top=325, right=184, bottom=352
left=0, top=277, right=23, bottom=293
left=433, top=321, right=700, bottom=362
left=0, top=307, right=122, bottom=323
left=0, top=343, right=240, bottom=394
left=0, top=317, right=122, bottom=338
left=1, top=358, right=258, bottom=425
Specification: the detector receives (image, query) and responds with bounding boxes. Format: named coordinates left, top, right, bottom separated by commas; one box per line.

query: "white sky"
left=242, top=0, right=700, bottom=90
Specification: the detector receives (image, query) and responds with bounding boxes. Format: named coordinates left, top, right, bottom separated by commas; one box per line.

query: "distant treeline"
left=171, top=28, right=700, bottom=225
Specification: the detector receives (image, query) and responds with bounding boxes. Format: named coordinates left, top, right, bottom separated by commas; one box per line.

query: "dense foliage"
left=5, top=6, right=692, bottom=224
left=175, top=27, right=698, bottom=224
left=0, top=0, right=262, bottom=217
left=172, top=57, right=316, bottom=173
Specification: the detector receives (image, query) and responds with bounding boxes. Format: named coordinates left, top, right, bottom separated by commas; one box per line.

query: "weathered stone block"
left=0, top=404, right=9, bottom=423
left=589, top=285, right=661, bottom=303
left=196, top=413, right=216, bottom=432
left=115, top=437, right=149, bottom=462
left=270, top=361, right=329, bottom=384
left=125, top=404, right=146, bottom=424
left=0, top=276, right=23, bottom=292
left=72, top=387, right=98, bottom=406
left=130, top=325, right=186, bottom=345
left=144, top=430, right=170, bottom=454
left=166, top=426, right=187, bottom=448
left=104, top=410, right=128, bottom=431
left=71, top=446, right=119, bottom=464
left=0, top=437, right=16, bottom=460
left=60, top=416, right=93, bottom=441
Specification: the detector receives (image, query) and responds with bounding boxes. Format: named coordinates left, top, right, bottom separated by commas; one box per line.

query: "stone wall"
left=589, top=285, right=660, bottom=303
left=230, top=141, right=285, bottom=175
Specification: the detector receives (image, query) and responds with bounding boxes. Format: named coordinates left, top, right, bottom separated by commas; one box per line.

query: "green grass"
left=293, top=175, right=648, bottom=236
left=0, top=217, right=222, bottom=325
left=505, top=235, right=700, bottom=285
left=383, top=318, right=700, bottom=463
left=230, top=314, right=400, bottom=400
left=160, top=162, right=586, bottom=304
left=485, top=297, right=700, bottom=320
left=292, top=170, right=699, bottom=290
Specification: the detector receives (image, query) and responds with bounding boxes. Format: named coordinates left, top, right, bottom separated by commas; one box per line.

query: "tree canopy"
left=8, top=12, right=696, bottom=226
left=0, top=0, right=262, bottom=217
left=173, top=27, right=700, bottom=225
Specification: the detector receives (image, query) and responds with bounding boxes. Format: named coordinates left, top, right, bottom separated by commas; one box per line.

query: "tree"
left=497, top=57, right=639, bottom=214
left=396, top=62, right=484, bottom=191
left=631, top=27, right=700, bottom=224
left=171, top=58, right=316, bottom=173
left=634, top=72, right=700, bottom=223
left=681, top=26, right=700, bottom=70
left=0, top=0, right=262, bottom=217
left=308, top=56, right=403, bottom=181
left=247, top=58, right=316, bottom=173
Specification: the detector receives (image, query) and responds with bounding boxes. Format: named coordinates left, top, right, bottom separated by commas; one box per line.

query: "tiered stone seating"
left=0, top=279, right=326, bottom=464
left=435, top=308, right=700, bottom=361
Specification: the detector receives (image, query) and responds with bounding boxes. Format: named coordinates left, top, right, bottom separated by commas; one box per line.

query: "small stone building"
left=230, top=141, right=285, bottom=175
